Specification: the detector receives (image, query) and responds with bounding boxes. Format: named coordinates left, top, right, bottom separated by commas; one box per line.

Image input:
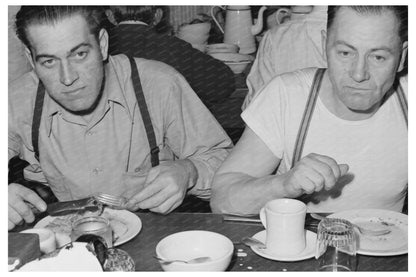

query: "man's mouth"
left=64, top=87, right=85, bottom=94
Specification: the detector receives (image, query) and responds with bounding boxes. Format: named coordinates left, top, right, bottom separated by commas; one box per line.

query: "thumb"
left=144, top=166, right=160, bottom=186
left=339, top=164, right=349, bottom=176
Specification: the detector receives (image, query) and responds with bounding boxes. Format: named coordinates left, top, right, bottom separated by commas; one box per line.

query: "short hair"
left=327, top=6, right=408, bottom=43
left=15, top=6, right=107, bottom=49
left=110, top=6, right=164, bottom=25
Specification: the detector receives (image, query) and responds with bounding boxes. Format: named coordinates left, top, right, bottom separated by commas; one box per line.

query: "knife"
left=46, top=197, right=102, bottom=216
left=223, top=214, right=261, bottom=224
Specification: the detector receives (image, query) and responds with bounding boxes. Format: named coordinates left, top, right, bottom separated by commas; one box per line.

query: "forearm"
left=176, top=159, right=198, bottom=190
left=210, top=172, right=293, bottom=215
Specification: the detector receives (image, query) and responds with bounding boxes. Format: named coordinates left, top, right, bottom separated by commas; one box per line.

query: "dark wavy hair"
left=327, top=6, right=408, bottom=43
left=15, top=6, right=107, bottom=49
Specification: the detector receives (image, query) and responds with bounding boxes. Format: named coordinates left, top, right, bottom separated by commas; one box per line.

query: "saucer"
left=250, top=230, right=317, bottom=262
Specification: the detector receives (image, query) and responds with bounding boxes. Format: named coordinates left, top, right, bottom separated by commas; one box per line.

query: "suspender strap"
left=32, top=81, right=45, bottom=161
left=128, top=56, right=160, bottom=167
left=396, top=83, right=408, bottom=128
left=291, top=68, right=326, bottom=168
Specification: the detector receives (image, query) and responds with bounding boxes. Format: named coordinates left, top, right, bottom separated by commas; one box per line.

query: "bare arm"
left=211, top=127, right=349, bottom=215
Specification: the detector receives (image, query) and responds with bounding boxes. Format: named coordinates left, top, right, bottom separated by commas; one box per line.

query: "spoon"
left=241, top=236, right=266, bottom=249
left=310, top=213, right=391, bottom=236
left=153, top=255, right=212, bottom=265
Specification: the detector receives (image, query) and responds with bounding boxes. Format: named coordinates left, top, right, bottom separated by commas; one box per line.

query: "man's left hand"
left=125, top=160, right=197, bottom=214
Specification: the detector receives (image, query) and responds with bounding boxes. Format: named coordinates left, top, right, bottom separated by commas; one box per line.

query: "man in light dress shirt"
left=8, top=6, right=232, bottom=230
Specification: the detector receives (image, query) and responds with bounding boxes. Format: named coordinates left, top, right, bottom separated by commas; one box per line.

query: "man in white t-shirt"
left=211, top=6, right=408, bottom=215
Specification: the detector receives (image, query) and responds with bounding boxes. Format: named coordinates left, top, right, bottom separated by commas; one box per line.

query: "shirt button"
left=87, top=131, right=95, bottom=136
left=134, top=167, right=140, bottom=173
left=93, top=168, right=102, bottom=175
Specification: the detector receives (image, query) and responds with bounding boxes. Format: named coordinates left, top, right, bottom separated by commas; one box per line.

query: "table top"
left=116, top=212, right=407, bottom=271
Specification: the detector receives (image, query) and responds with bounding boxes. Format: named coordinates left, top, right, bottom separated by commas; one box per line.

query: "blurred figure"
left=243, top=6, right=327, bottom=110
left=106, top=6, right=236, bottom=110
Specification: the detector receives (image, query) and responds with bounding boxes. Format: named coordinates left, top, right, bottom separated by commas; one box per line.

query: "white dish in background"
left=35, top=208, right=142, bottom=247
left=328, top=209, right=408, bottom=256
left=209, top=52, right=254, bottom=63
left=206, top=43, right=239, bottom=54
left=250, top=230, right=316, bottom=262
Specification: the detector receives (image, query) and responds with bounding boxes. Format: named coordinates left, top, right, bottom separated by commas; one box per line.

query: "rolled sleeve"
left=164, top=74, right=233, bottom=199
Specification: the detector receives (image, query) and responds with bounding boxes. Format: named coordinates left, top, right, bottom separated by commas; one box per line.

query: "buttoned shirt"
left=243, top=6, right=328, bottom=110
left=9, top=54, right=232, bottom=201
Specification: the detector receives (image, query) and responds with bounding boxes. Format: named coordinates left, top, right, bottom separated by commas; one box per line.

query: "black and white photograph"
left=7, top=1, right=410, bottom=272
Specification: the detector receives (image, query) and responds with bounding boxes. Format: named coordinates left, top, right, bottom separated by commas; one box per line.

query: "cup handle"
left=275, top=8, right=290, bottom=25
left=259, top=207, right=267, bottom=228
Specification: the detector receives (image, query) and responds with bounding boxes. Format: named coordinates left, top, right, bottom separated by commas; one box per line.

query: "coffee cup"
left=259, top=198, right=307, bottom=256
left=21, top=228, right=56, bottom=254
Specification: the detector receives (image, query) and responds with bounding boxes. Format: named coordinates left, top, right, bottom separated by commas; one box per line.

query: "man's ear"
left=24, top=47, right=35, bottom=69
left=98, top=28, right=109, bottom=61
left=397, top=41, right=408, bottom=73
left=154, top=8, right=163, bottom=25
left=321, top=29, right=327, bottom=63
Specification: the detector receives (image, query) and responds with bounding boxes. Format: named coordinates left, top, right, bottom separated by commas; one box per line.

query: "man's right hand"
left=8, top=183, right=46, bottom=230
left=282, top=153, right=349, bottom=198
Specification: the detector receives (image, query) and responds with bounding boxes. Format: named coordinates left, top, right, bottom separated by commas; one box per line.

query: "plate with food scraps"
left=35, top=208, right=141, bottom=247
left=328, top=209, right=407, bottom=256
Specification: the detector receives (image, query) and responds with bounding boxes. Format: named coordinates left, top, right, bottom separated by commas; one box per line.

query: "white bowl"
left=224, top=60, right=252, bottom=74
left=206, top=43, right=239, bottom=54
left=155, top=230, right=234, bottom=271
left=209, top=52, right=254, bottom=63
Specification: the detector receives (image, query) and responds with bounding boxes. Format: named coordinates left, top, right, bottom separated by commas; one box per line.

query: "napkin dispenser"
left=8, top=233, right=41, bottom=268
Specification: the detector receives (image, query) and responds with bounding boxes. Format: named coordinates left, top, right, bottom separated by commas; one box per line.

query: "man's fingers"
left=12, top=200, right=36, bottom=224
left=126, top=180, right=164, bottom=208
left=8, top=205, right=23, bottom=226
left=311, top=155, right=342, bottom=180
left=339, top=164, right=349, bottom=176
left=20, top=189, right=47, bottom=213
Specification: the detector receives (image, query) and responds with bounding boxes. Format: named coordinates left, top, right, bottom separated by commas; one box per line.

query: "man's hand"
left=8, top=183, right=47, bottom=230
left=125, top=160, right=197, bottom=214
left=282, top=153, right=349, bottom=198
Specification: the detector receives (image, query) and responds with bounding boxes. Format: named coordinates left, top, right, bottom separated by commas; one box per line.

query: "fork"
left=95, top=193, right=128, bottom=210
left=311, top=213, right=391, bottom=236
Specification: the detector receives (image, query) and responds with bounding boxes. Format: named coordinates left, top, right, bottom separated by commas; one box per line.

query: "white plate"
left=250, top=230, right=316, bottom=262
left=35, top=208, right=142, bottom=247
left=328, top=209, right=408, bottom=256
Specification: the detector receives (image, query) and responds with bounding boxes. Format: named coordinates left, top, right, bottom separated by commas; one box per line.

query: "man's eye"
left=74, top=51, right=88, bottom=59
left=371, top=54, right=386, bottom=63
left=41, top=59, right=56, bottom=67
left=338, top=51, right=353, bottom=58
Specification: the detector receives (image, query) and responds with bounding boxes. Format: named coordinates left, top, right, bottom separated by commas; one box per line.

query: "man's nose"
left=59, top=61, right=79, bottom=86
left=350, top=56, right=370, bottom=82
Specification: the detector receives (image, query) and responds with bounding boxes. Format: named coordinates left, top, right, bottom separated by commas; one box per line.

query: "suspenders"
left=128, top=57, right=160, bottom=167
left=32, top=56, right=159, bottom=167
left=291, top=68, right=408, bottom=168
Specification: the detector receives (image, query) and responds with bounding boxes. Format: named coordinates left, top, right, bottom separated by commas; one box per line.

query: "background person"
left=105, top=6, right=236, bottom=110
left=242, top=5, right=328, bottom=110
